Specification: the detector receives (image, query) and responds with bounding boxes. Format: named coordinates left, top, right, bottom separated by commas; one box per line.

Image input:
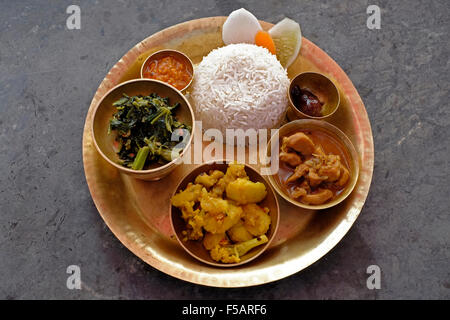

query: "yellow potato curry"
left=171, top=163, right=271, bottom=264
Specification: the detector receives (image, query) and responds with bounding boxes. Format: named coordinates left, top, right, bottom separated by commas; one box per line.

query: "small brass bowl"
left=91, top=79, right=195, bottom=181
left=140, top=49, right=194, bottom=92
left=267, top=119, right=359, bottom=210
left=287, top=72, right=340, bottom=120
left=170, top=161, right=280, bottom=267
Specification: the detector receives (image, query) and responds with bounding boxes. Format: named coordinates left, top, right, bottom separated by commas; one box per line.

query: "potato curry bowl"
left=170, top=162, right=279, bottom=267
left=268, top=120, right=359, bottom=210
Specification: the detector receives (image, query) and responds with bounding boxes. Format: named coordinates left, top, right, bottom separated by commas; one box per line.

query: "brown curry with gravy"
left=276, top=129, right=351, bottom=205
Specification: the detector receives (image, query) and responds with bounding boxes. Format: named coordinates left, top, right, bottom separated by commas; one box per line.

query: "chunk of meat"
left=304, top=157, right=321, bottom=168
left=301, top=188, right=333, bottom=205
left=285, top=132, right=316, bottom=155
left=318, top=154, right=342, bottom=182
left=299, top=179, right=311, bottom=193
left=336, top=165, right=350, bottom=187
left=291, top=187, right=307, bottom=198
left=308, top=169, right=327, bottom=187
left=280, top=152, right=302, bottom=167
left=287, top=163, right=309, bottom=183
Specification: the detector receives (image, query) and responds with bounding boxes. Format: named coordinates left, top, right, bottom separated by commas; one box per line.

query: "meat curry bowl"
left=267, top=120, right=359, bottom=210
left=170, top=161, right=279, bottom=267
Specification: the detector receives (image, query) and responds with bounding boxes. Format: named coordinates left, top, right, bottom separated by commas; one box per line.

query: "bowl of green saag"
left=91, top=79, right=195, bottom=181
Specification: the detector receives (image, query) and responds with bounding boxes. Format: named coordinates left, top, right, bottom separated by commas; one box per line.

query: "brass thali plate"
left=82, top=17, right=374, bottom=287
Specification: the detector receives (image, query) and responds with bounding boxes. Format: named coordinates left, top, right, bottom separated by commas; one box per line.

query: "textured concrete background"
left=0, top=0, right=449, bottom=299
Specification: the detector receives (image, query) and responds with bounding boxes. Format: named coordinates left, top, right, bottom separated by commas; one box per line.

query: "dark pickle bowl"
left=287, top=72, right=340, bottom=121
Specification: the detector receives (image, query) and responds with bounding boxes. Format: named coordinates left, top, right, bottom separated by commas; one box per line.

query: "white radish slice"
left=222, top=8, right=262, bottom=45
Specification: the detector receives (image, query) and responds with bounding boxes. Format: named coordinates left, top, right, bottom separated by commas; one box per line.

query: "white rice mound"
left=190, top=44, right=290, bottom=137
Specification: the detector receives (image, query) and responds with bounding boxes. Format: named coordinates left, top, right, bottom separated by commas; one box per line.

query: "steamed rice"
left=190, top=44, right=289, bottom=137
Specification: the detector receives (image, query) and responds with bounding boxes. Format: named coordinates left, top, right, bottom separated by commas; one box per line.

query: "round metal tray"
left=82, top=17, right=374, bottom=287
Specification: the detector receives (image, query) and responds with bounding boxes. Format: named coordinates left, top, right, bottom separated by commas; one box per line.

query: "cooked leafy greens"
left=108, top=93, right=191, bottom=169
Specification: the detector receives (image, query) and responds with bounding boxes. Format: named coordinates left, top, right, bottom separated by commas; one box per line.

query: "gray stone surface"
left=0, top=0, right=449, bottom=299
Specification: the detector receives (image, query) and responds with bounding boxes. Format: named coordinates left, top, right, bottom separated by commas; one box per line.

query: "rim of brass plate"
left=82, top=16, right=374, bottom=287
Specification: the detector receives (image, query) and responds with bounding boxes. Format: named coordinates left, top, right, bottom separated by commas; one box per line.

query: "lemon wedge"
left=269, top=18, right=302, bottom=68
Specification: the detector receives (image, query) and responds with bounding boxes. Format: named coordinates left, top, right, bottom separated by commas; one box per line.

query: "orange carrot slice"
left=254, top=30, right=276, bottom=55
